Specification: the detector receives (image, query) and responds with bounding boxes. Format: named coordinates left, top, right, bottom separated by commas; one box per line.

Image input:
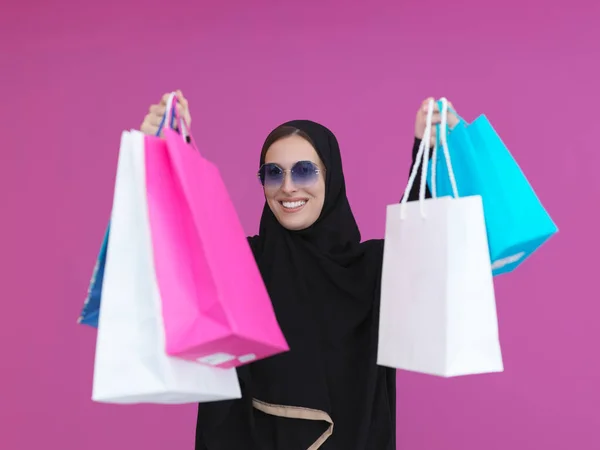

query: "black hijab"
left=196, top=120, right=397, bottom=450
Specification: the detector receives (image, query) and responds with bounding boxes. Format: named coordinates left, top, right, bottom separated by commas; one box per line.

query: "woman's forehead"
left=264, top=135, right=322, bottom=165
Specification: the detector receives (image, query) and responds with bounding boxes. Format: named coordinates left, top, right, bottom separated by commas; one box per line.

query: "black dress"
left=195, top=124, right=427, bottom=450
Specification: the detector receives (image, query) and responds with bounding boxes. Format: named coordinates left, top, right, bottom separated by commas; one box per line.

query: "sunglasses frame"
left=257, top=160, right=324, bottom=188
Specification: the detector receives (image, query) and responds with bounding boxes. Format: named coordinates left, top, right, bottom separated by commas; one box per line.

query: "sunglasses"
left=257, top=160, right=323, bottom=189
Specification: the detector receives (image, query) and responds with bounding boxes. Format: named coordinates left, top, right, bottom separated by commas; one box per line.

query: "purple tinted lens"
left=259, top=163, right=283, bottom=187
left=259, top=161, right=319, bottom=188
left=291, top=161, right=319, bottom=186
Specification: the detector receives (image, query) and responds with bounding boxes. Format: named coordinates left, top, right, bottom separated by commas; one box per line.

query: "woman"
left=141, top=92, right=458, bottom=449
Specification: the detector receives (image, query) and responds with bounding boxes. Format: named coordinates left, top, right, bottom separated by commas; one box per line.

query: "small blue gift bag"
left=78, top=225, right=109, bottom=327
left=427, top=99, right=558, bottom=276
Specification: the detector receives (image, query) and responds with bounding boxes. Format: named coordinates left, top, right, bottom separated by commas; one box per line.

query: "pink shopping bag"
left=144, top=105, right=289, bottom=369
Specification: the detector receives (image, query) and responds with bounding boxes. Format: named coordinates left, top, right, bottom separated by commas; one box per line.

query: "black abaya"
left=195, top=124, right=428, bottom=450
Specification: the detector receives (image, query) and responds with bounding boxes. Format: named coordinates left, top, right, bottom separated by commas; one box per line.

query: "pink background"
left=1, top=0, right=598, bottom=449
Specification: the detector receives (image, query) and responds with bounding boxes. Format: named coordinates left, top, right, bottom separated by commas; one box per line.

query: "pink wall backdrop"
left=1, top=0, right=598, bottom=448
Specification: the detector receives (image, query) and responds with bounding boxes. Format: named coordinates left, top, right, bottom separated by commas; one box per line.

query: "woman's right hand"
left=140, top=90, right=192, bottom=137
left=414, top=97, right=459, bottom=148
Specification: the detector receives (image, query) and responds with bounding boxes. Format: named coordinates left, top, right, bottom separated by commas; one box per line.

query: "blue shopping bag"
left=78, top=225, right=109, bottom=327
left=77, top=106, right=176, bottom=327
left=427, top=100, right=558, bottom=276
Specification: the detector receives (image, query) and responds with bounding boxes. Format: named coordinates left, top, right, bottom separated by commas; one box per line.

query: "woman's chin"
left=275, top=211, right=316, bottom=231
left=278, top=216, right=310, bottom=231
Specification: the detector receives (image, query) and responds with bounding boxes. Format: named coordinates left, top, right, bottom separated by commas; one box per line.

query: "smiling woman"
left=139, top=94, right=454, bottom=450
left=197, top=119, right=404, bottom=450
left=258, top=126, right=326, bottom=231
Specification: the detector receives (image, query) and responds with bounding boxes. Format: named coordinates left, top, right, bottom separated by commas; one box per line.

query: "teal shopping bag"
left=427, top=101, right=558, bottom=276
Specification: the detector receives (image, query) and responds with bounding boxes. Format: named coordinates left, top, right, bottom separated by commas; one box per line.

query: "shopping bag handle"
left=437, top=98, right=460, bottom=199
left=431, top=99, right=461, bottom=199
left=400, top=98, right=459, bottom=219
left=400, top=99, right=435, bottom=218
left=156, top=92, right=194, bottom=141
left=156, top=93, right=177, bottom=137
left=155, top=92, right=202, bottom=153
left=156, top=100, right=175, bottom=137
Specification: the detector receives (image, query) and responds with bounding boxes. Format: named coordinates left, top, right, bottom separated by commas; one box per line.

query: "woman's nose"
left=280, top=171, right=297, bottom=193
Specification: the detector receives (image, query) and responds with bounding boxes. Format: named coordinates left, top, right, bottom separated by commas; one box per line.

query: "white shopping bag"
left=377, top=98, right=504, bottom=377
left=92, top=129, right=242, bottom=403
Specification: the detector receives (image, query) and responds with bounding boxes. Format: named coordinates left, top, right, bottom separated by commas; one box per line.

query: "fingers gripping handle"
left=156, top=92, right=190, bottom=142
left=399, top=98, right=460, bottom=220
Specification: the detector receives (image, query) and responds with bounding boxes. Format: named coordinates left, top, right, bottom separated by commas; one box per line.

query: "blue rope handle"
left=155, top=94, right=178, bottom=137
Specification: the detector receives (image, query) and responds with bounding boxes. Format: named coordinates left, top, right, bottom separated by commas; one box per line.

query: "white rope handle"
left=400, top=99, right=436, bottom=219
left=430, top=131, right=438, bottom=199
left=438, top=97, right=459, bottom=199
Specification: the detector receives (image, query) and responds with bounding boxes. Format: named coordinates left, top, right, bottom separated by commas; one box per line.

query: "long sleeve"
left=401, top=137, right=432, bottom=202
left=195, top=355, right=257, bottom=449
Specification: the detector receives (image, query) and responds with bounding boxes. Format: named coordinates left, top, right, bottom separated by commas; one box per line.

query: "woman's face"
left=262, top=135, right=326, bottom=231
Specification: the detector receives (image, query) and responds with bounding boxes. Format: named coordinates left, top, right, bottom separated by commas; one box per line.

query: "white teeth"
left=282, top=200, right=306, bottom=209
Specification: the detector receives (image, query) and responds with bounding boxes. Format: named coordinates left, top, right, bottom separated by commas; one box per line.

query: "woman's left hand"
left=414, top=97, right=460, bottom=148
left=140, top=90, right=192, bottom=138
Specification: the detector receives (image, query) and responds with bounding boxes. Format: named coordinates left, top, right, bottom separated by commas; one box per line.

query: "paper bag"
left=426, top=101, right=558, bottom=275
left=378, top=98, right=504, bottom=377
left=143, top=94, right=289, bottom=369
left=92, top=129, right=241, bottom=403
